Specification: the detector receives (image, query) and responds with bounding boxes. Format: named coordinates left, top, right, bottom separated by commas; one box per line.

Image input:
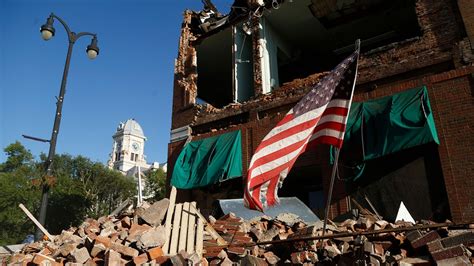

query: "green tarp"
left=334, top=86, right=439, bottom=179
left=171, top=130, right=243, bottom=189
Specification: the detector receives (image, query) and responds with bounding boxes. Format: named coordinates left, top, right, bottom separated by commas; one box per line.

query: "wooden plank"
left=169, top=203, right=183, bottom=255
left=109, top=198, right=131, bottom=216
left=191, top=205, right=227, bottom=246
left=178, top=202, right=190, bottom=253
left=19, top=204, right=54, bottom=241
left=162, top=186, right=177, bottom=254
left=196, top=214, right=204, bottom=258
left=186, top=201, right=197, bottom=254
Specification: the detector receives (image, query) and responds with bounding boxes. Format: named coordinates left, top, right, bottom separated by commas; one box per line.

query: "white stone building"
left=107, top=119, right=166, bottom=176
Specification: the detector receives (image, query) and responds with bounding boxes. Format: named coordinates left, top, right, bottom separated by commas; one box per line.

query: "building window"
left=196, top=24, right=254, bottom=108
left=116, top=152, right=121, bottom=161
left=130, top=153, right=138, bottom=162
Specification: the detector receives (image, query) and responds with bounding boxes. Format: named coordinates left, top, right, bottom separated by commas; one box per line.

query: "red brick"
left=440, top=232, right=474, bottom=248
left=431, top=245, right=465, bottom=261
left=427, top=239, right=444, bottom=253
left=94, top=236, right=111, bottom=248
left=133, top=253, right=148, bottom=265
left=147, top=247, right=164, bottom=260
left=110, top=242, right=139, bottom=257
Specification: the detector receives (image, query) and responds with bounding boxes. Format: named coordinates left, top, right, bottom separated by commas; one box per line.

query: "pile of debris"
left=4, top=197, right=474, bottom=265
left=5, top=198, right=205, bottom=265
left=203, top=212, right=474, bottom=265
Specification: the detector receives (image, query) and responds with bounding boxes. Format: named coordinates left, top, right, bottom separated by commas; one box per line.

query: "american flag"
left=244, top=49, right=360, bottom=211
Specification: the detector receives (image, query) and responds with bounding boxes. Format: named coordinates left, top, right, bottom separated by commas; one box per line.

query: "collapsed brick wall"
left=173, top=0, right=466, bottom=129
left=171, top=10, right=199, bottom=129
left=357, top=0, right=462, bottom=83
left=168, top=0, right=474, bottom=221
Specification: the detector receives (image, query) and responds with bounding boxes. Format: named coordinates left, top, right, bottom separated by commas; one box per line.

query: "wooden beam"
left=163, top=186, right=177, bottom=254
left=178, top=202, right=190, bottom=253
left=191, top=205, right=227, bottom=246
left=187, top=201, right=197, bottom=254
left=109, top=198, right=131, bottom=216
left=19, top=204, right=54, bottom=241
left=169, top=203, right=183, bottom=255
left=196, top=213, right=204, bottom=258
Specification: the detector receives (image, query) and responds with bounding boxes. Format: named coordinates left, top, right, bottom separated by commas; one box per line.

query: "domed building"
left=107, top=119, right=165, bottom=176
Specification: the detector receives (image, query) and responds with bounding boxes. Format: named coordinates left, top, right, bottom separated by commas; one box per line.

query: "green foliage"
left=0, top=143, right=41, bottom=245
left=144, top=168, right=167, bottom=202
left=45, top=154, right=136, bottom=233
left=0, top=142, right=136, bottom=244
left=0, top=141, right=34, bottom=172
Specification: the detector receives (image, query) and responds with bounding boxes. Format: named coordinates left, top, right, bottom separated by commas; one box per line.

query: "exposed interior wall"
left=234, top=23, right=254, bottom=102
left=259, top=17, right=292, bottom=91
left=196, top=27, right=233, bottom=108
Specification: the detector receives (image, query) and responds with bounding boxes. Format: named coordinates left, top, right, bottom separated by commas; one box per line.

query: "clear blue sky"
left=0, top=0, right=232, bottom=164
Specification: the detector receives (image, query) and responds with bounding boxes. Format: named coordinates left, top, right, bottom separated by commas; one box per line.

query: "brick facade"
left=168, top=0, right=474, bottom=222
left=327, top=66, right=474, bottom=222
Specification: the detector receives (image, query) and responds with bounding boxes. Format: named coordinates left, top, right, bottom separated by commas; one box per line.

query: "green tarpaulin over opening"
left=171, top=130, right=243, bottom=189
left=333, top=86, right=439, bottom=179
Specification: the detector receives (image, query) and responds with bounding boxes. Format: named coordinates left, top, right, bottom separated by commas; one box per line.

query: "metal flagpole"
left=137, top=165, right=143, bottom=205
left=321, top=147, right=340, bottom=237
left=321, top=39, right=361, bottom=239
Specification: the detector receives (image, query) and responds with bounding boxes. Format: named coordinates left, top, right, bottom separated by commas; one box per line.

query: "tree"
left=144, top=168, right=167, bottom=202
left=0, top=142, right=41, bottom=245
left=44, top=154, right=136, bottom=233
left=0, top=141, right=136, bottom=244
left=0, top=141, right=34, bottom=172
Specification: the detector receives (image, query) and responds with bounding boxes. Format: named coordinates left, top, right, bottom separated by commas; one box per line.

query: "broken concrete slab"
left=138, top=198, right=169, bottom=226
left=110, top=242, right=139, bottom=257
left=71, top=247, right=91, bottom=264
left=136, top=226, right=167, bottom=249
left=275, top=213, right=300, bottom=227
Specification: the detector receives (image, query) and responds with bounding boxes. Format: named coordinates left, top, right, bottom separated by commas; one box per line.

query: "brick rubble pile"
left=3, top=198, right=474, bottom=265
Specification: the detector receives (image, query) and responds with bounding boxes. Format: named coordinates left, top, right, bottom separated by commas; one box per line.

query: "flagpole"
left=321, top=147, right=340, bottom=237
left=321, top=38, right=360, bottom=240
left=137, top=164, right=143, bottom=205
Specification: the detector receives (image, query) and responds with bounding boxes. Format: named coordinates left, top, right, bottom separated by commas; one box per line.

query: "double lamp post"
left=28, top=13, right=99, bottom=240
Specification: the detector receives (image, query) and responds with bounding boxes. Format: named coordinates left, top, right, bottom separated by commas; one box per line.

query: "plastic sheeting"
left=171, top=130, right=243, bottom=189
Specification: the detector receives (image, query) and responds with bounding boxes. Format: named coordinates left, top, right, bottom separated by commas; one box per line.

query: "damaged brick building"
left=167, top=0, right=474, bottom=223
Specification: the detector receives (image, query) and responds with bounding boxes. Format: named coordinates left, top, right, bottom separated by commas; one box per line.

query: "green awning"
left=344, top=86, right=439, bottom=160
left=171, top=130, right=243, bottom=189
left=332, top=86, right=439, bottom=180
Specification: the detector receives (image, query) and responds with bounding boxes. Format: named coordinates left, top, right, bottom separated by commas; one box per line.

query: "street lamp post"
left=34, top=13, right=99, bottom=240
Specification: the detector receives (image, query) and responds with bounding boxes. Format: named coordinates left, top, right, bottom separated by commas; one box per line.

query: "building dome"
left=114, top=119, right=145, bottom=138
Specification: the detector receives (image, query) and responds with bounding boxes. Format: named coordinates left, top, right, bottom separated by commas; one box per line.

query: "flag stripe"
left=249, top=126, right=317, bottom=180
left=249, top=143, right=306, bottom=186
left=261, top=108, right=324, bottom=142
left=260, top=100, right=348, bottom=143
left=314, top=121, right=347, bottom=133
left=253, top=118, right=316, bottom=160
left=244, top=50, right=359, bottom=211
left=249, top=139, right=309, bottom=175
left=254, top=116, right=320, bottom=155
